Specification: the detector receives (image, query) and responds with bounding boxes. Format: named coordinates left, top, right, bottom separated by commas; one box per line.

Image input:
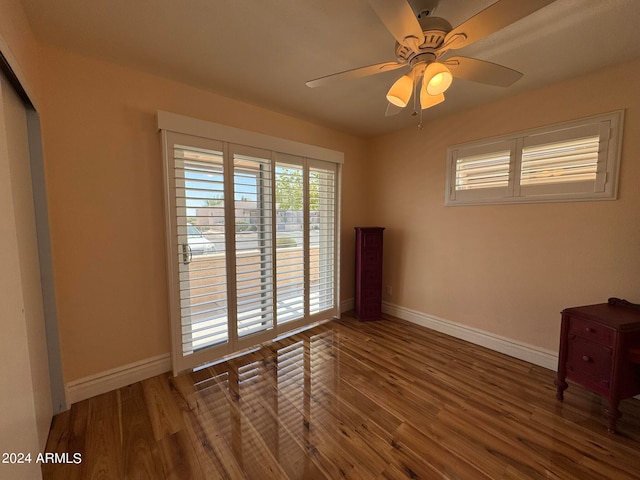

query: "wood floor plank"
left=168, top=374, right=229, bottom=480
left=82, top=390, right=123, bottom=480
left=203, top=363, right=293, bottom=480
left=174, top=373, right=248, bottom=479
left=43, top=314, right=640, bottom=479
left=249, top=336, right=386, bottom=478
left=271, top=342, right=402, bottom=469
left=207, top=356, right=333, bottom=479
left=437, top=401, right=613, bottom=480
left=157, top=430, right=205, bottom=480
left=141, top=374, right=185, bottom=442
left=120, top=382, right=163, bottom=480
left=393, top=421, right=496, bottom=480
left=40, top=409, right=86, bottom=480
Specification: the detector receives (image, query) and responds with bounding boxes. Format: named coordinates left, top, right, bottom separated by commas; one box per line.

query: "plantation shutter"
left=519, top=122, right=607, bottom=197
left=309, top=161, right=336, bottom=316
left=446, top=111, right=621, bottom=205
left=449, top=140, right=513, bottom=202
left=455, top=150, right=511, bottom=190
left=160, top=111, right=343, bottom=374
left=274, top=156, right=306, bottom=326
left=170, top=135, right=230, bottom=364
left=521, top=137, right=599, bottom=185
left=231, top=145, right=275, bottom=345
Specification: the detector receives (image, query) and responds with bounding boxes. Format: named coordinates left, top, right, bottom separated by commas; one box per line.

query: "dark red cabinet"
left=555, top=301, right=640, bottom=433
left=354, top=227, right=384, bottom=321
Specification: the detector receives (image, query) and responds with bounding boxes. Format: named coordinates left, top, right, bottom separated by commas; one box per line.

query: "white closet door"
left=0, top=71, right=51, bottom=476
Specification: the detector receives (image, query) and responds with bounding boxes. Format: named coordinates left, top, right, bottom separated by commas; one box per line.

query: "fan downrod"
left=408, top=0, right=440, bottom=19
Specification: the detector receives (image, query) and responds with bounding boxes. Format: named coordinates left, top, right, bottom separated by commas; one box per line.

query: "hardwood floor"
left=43, top=314, right=640, bottom=479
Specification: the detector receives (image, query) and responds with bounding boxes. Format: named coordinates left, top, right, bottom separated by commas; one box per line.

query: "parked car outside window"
left=188, top=225, right=216, bottom=255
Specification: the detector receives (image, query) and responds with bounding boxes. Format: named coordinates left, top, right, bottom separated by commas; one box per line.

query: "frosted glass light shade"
left=386, top=74, right=413, bottom=107
left=424, top=62, right=453, bottom=95
left=420, top=89, right=444, bottom=109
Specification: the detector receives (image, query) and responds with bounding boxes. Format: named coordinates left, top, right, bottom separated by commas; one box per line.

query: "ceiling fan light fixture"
left=386, top=74, right=413, bottom=107
left=419, top=89, right=444, bottom=110
left=424, top=62, right=453, bottom=95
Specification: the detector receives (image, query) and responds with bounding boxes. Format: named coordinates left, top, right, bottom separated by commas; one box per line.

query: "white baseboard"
left=63, top=301, right=558, bottom=405
left=65, top=353, right=171, bottom=406
left=340, top=298, right=354, bottom=314
left=382, top=302, right=558, bottom=371
left=65, top=302, right=354, bottom=406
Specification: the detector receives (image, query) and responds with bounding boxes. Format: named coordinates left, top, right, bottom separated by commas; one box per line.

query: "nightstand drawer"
left=566, top=335, right=613, bottom=387
left=363, top=232, right=382, bottom=249
left=364, top=250, right=381, bottom=265
left=569, top=316, right=615, bottom=345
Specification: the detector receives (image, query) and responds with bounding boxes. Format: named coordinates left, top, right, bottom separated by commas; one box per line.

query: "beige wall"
left=38, top=45, right=368, bottom=382
left=0, top=0, right=41, bottom=104
left=367, top=58, right=640, bottom=351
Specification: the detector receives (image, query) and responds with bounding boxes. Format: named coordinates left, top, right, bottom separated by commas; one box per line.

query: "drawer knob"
left=582, top=355, right=591, bottom=362
left=585, top=327, right=593, bottom=333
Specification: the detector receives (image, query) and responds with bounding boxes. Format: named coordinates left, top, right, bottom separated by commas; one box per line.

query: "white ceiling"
left=21, top=0, right=640, bottom=137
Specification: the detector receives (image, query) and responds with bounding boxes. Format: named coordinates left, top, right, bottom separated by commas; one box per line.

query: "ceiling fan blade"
left=445, top=56, right=522, bottom=87
left=306, top=61, right=406, bottom=88
left=444, top=0, right=556, bottom=51
left=367, top=0, right=425, bottom=53
left=385, top=102, right=404, bottom=117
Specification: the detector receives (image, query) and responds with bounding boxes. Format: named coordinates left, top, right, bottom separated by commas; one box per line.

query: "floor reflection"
left=43, top=316, right=640, bottom=479
left=188, top=325, right=337, bottom=479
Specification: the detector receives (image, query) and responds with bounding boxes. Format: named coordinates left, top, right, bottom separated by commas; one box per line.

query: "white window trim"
left=157, top=110, right=344, bottom=164
left=445, top=110, right=624, bottom=206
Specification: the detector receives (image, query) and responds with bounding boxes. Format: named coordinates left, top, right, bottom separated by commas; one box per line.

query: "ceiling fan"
left=306, top=0, right=556, bottom=124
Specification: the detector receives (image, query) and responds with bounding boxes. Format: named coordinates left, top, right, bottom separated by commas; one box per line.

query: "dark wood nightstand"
left=555, top=299, right=640, bottom=433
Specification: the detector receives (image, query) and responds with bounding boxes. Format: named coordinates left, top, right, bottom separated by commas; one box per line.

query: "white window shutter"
left=446, top=111, right=623, bottom=205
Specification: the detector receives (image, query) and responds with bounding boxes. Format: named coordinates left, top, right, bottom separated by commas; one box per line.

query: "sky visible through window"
left=185, top=166, right=305, bottom=216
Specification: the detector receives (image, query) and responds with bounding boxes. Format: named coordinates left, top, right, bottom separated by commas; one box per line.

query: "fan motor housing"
left=395, top=16, right=452, bottom=63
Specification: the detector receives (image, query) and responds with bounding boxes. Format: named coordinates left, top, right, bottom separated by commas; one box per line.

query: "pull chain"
left=416, top=74, right=424, bottom=130
left=411, top=73, right=418, bottom=117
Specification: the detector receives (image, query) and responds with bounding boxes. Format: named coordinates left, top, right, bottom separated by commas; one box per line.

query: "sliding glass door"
left=275, top=158, right=305, bottom=326
left=162, top=130, right=340, bottom=374
left=169, top=136, right=230, bottom=368
left=232, top=146, right=275, bottom=346
left=309, top=162, right=336, bottom=315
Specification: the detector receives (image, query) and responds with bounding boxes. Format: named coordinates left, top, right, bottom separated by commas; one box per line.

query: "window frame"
left=445, top=110, right=624, bottom=206
left=158, top=111, right=343, bottom=374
